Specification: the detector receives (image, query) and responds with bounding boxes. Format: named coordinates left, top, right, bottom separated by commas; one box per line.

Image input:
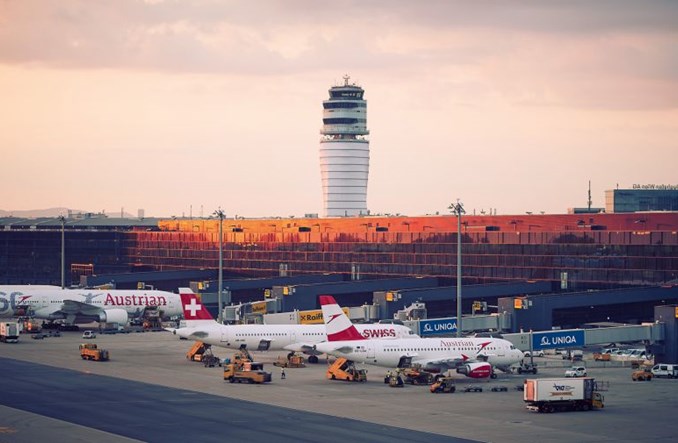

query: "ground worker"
left=281, top=367, right=286, bottom=379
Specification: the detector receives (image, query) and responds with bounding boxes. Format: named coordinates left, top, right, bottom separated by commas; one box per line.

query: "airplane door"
left=167, top=296, right=177, bottom=316
left=497, top=344, right=505, bottom=357
left=367, top=343, right=375, bottom=359
left=220, top=329, right=231, bottom=344
left=290, top=331, right=296, bottom=346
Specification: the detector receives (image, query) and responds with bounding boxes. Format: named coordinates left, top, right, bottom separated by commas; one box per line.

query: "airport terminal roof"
left=0, top=216, right=161, bottom=230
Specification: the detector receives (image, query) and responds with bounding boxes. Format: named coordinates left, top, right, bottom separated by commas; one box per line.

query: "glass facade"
left=2, top=213, right=677, bottom=288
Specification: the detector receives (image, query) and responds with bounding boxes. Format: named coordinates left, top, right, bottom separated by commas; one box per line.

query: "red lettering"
left=105, top=294, right=114, bottom=305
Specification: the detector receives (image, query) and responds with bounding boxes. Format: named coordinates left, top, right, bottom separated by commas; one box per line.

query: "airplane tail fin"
left=319, top=295, right=364, bottom=341
left=179, top=288, right=214, bottom=325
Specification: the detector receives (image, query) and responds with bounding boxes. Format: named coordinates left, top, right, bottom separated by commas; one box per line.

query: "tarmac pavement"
left=1, top=330, right=677, bottom=442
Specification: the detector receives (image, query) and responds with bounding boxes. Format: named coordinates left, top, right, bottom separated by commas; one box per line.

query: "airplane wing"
left=283, top=343, right=324, bottom=356
left=34, top=299, right=129, bottom=325
left=319, top=344, right=357, bottom=354
left=412, top=356, right=466, bottom=372
left=60, top=299, right=104, bottom=316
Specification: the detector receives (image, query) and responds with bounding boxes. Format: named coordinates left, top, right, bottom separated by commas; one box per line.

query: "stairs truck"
left=186, top=341, right=210, bottom=362
left=79, top=343, right=110, bottom=361
left=326, top=358, right=367, bottom=382
left=524, top=377, right=604, bottom=413
left=1, top=322, right=20, bottom=343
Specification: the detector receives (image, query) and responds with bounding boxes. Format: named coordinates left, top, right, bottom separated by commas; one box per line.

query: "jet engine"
left=456, top=362, right=493, bottom=379
left=97, top=308, right=128, bottom=325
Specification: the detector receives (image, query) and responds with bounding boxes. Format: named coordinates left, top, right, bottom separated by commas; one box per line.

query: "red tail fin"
left=319, top=295, right=365, bottom=341
left=179, top=288, right=213, bottom=321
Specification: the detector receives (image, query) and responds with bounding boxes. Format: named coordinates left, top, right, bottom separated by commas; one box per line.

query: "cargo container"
left=0, top=322, right=20, bottom=343
left=524, top=377, right=604, bottom=413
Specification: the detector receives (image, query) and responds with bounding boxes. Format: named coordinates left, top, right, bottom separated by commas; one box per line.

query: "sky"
left=1, top=0, right=677, bottom=218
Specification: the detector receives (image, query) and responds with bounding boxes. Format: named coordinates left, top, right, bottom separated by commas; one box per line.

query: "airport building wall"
left=1, top=212, right=677, bottom=290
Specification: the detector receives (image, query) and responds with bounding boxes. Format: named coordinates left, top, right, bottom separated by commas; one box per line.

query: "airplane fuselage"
left=0, top=286, right=182, bottom=322
left=315, top=336, right=523, bottom=370
left=175, top=322, right=418, bottom=352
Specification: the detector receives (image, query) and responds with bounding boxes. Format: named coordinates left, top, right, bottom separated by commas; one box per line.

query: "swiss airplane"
left=0, top=285, right=182, bottom=325
left=315, top=295, right=524, bottom=378
left=170, top=288, right=419, bottom=363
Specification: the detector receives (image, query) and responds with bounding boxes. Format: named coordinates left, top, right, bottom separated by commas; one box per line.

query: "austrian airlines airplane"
left=315, top=295, right=524, bottom=378
left=170, top=288, right=419, bottom=363
left=0, top=285, right=182, bottom=325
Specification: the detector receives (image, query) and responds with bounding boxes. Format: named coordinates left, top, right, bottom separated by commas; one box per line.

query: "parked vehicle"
left=561, top=349, right=583, bottom=361
left=523, top=350, right=544, bottom=358
left=327, top=358, right=367, bottom=382
left=430, top=377, right=456, bottom=393
left=0, top=322, right=20, bottom=343
left=631, top=368, right=653, bottom=381
left=524, top=377, right=604, bottom=413
left=223, top=360, right=272, bottom=384
left=82, top=330, right=96, bottom=339
left=79, top=343, right=109, bottom=361
left=651, top=364, right=678, bottom=378
left=565, top=366, right=587, bottom=377
left=513, top=362, right=538, bottom=375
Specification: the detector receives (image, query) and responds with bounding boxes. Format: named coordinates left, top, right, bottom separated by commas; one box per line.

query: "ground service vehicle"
left=593, top=352, right=611, bottom=361
left=223, top=360, right=271, bottom=384
left=79, top=343, right=109, bottom=361
left=201, top=348, right=221, bottom=368
left=402, top=366, right=434, bottom=385
left=273, top=353, right=306, bottom=368
left=524, top=378, right=604, bottom=413
left=632, top=368, right=653, bottom=381
left=326, top=358, right=367, bottom=382
left=514, top=362, right=538, bottom=374
left=82, top=330, right=96, bottom=339
left=523, top=350, right=544, bottom=357
left=651, top=364, right=678, bottom=378
left=388, top=373, right=404, bottom=387
left=186, top=341, right=210, bottom=362
left=430, top=377, right=456, bottom=393
left=0, top=322, right=19, bottom=343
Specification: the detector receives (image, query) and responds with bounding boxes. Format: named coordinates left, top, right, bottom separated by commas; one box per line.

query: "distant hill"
left=0, top=208, right=135, bottom=218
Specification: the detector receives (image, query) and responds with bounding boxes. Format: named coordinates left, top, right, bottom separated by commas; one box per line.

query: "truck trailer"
left=0, top=322, right=20, bottom=343
left=524, top=377, right=604, bottom=413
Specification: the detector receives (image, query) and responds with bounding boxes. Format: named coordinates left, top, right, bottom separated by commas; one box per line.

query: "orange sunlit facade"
left=122, top=212, right=678, bottom=288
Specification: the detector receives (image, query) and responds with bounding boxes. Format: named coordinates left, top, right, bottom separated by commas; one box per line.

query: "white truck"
left=524, top=377, right=604, bottom=413
left=0, top=322, right=20, bottom=343
left=651, top=363, right=678, bottom=378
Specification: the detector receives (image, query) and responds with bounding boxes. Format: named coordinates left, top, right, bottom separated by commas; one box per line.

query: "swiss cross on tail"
left=319, top=295, right=364, bottom=341
left=179, top=288, right=213, bottom=321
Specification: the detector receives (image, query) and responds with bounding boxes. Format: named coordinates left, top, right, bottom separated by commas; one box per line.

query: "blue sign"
left=419, top=318, right=457, bottom=337
left=532, top=330, right=585, bottom=350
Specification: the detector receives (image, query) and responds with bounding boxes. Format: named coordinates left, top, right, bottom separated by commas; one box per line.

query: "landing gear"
left=308, top=355, right=319, bottom=364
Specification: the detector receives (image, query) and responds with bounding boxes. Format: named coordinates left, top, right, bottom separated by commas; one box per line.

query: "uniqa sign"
left=532, top=330, right=585, bottom=350
left=420, top=318, right=457, bottom=336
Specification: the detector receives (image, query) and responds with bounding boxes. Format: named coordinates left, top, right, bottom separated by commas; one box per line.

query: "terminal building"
left=2, top=211, right=678, bottom=361
left=605, top=186, right=678, bottom=213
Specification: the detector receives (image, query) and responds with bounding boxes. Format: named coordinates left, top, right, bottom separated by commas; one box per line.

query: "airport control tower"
left=319, top=75, right=370, bottom=217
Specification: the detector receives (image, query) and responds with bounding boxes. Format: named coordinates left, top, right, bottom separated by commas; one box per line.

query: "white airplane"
left=316, top=295, right=524, bottom=378
left=0, top=285, right=182, bottom=325
left=170, top=288, right=419, bottom=363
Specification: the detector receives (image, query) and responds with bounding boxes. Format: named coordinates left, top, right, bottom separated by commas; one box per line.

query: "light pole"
left=449, top=200, right=465, bottom=337
left=58, top=215, right=66, bottom=289
left=214, top=208, right=226, bottom=323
